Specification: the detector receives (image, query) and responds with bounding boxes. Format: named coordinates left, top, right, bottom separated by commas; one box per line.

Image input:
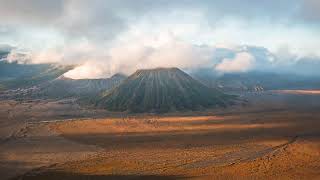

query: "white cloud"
left=63, top=38, right=215, bottom=79
left=215, top=52, right=255, bottom=73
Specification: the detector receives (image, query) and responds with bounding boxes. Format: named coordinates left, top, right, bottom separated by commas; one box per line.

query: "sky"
left=0, top=0, right=319, bottom=78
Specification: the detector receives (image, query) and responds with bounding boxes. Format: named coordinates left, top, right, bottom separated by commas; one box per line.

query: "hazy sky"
left=0, top=0, right=319, bottom=78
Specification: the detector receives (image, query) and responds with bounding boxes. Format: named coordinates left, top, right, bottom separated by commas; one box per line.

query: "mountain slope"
left=96, top=68, right=234, bottom=113
left=0, top=61, right=73, bottom=91
left=37, top=73, right=127, bottom=98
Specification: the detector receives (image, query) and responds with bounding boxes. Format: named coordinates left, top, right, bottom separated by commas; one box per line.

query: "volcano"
left=34, top=73, right=127, bottom=98
left=0, top=73, right=127, bottom=100
left=96, top=68, right=234, bottom=113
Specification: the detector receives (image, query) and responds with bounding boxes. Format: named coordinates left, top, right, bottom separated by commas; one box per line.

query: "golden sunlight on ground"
left=17, top=112, right=320, bottom=180
left=275, top=90, right=320, bottom=95
left=1, top=92, right=320, bottom=180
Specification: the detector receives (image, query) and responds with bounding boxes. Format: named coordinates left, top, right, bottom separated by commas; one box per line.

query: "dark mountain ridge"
left=191, top=69, right=320, bottom=92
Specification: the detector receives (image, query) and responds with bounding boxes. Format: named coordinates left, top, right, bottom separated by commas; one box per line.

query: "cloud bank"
left=0, top=0, right=319, bottom=78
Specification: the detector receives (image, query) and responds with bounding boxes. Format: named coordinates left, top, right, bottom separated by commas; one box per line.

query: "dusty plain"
left=0, top=91, right=320, bottom=180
